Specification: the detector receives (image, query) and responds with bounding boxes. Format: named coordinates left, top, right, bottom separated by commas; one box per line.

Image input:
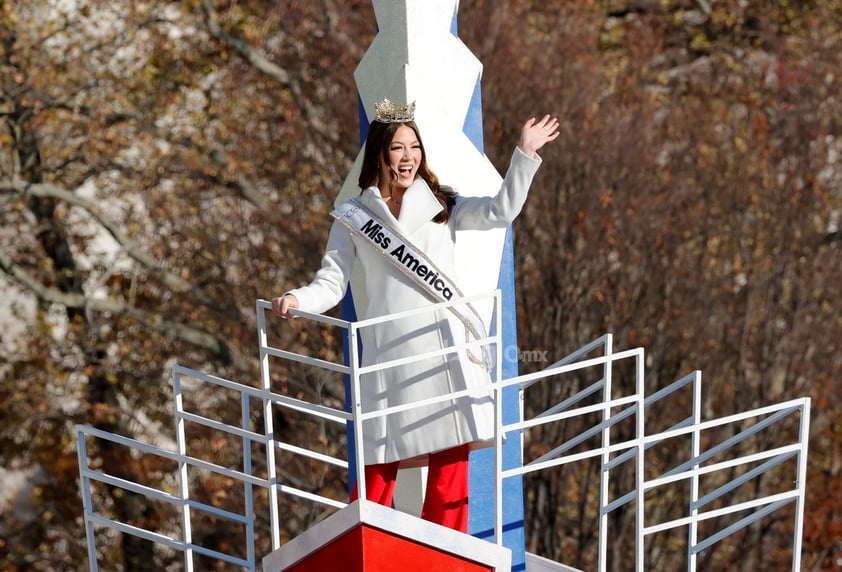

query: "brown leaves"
left=1, top=0, right=840, bottom=569
left=458, top=1, right=842, bottom=569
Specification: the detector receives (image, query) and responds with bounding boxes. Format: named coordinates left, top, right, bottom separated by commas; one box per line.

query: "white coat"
left=288, top=147, right=542, bottom=466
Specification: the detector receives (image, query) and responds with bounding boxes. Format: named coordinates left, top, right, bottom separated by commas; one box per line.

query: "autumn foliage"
left=1, top=1, right=840, bottom=570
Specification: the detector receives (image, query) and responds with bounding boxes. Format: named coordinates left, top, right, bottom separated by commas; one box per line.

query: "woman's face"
left=378, top=125, right=422, bottom=194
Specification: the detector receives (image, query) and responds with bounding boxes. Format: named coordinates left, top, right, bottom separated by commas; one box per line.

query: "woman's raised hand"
left=518, top=114, right=560, bottom=158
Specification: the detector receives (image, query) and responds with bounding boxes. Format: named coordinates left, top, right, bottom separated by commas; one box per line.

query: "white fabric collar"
left=363, top=179, right=444, bottom=235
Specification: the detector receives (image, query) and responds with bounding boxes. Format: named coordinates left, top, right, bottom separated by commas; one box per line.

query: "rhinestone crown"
left=374, top=98, right=416, bottom=123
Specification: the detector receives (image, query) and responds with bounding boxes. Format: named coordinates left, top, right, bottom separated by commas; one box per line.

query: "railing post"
left=348, top=321, right=367, bottom=503
left=598, top=334, right=613, bottom=572
left=635, top=348, right=646, bottom=572
left=493, top=290, right=504, bottom=546
left=793, top=398, right=811, bottom=572
left=173, top=367, right=194, bottom=572
left=256, top=300, right=281, bottom=551
left=687, top=371, right=702, bottom=572
left=242, top=389, right=256, bottom=568
left=77, top=429, right=99, bottom=572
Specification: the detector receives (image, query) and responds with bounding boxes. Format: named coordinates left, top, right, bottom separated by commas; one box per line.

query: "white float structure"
left=336, top=1, right=530, bottom=561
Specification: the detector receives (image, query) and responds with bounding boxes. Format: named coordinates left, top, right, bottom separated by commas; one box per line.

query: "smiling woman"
left=271, top=98, right=559, bottom=533
left=357, top=111, right=456, bottom=224
left=380, top=125, right=420, bottom=215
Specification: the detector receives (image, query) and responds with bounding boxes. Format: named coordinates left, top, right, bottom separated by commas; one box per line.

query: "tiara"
left=374, top=98, right=416, bottom=123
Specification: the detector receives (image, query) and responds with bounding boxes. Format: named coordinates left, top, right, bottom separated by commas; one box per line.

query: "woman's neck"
left=381, top=186, right=404, bottom=217
left=380, top=185, right=405, bottom=204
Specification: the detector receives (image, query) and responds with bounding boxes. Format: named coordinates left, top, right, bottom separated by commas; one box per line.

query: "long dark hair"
left=358, top=120, right=456, bottom=223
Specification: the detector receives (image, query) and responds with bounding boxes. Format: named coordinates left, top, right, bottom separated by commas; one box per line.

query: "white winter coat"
left=288, top=147, right=542, bottom=466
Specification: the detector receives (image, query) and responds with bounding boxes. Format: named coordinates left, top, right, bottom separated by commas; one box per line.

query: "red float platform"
left=262, top=500, right=511, bottom=572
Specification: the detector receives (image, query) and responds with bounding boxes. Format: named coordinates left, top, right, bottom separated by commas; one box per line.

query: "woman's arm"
left=451, top=115, right=559, bottom=231
left=451, top=147, right=541, bottom=230
left=271, top=220, right=356, bottom=317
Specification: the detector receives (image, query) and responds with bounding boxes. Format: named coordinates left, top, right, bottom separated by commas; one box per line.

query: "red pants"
left=350, top=444, right=470, bottom=532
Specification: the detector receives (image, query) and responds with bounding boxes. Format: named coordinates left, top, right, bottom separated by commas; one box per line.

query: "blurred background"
left=1, top=1, right=840, bottom=570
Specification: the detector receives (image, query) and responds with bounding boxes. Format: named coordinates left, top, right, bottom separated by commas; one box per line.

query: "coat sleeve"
left=450, top=146, right=542, bottom=231
left=285, top=220, right=356, bottom=314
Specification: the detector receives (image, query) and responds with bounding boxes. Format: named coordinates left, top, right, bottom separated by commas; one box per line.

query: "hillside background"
left=1, top=1, right=840, bottom=570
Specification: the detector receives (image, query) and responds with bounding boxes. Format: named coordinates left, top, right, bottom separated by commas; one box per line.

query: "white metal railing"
left=257, top=289, right=505, bottom=541
left=77, top=291, right=504, bottom=570
left=76, top=297, right=811, bottom=571
left=76, top=362, right=354, bottom=571
left=496, top=334, right=811, bottom=571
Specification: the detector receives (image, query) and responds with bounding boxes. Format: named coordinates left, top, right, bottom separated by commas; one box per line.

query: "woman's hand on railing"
left=271, top=293, right=299, bottom=319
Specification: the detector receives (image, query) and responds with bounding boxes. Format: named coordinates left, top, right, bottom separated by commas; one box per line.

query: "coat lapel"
left=398, top=178, right=444, bottom=234
left=361, top=179, right=444, bottom=236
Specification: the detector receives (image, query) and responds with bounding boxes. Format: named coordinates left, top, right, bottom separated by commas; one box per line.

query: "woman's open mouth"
left=398, top=165, right=414, bottom=179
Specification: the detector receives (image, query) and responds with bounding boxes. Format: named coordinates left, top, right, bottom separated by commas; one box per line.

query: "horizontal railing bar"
left=173, top=365, right=267, bottom=398
left=256, top=299, right=352, bottom=329
left=182, top=498, right=249, bottom=524
left=274, top=483, right=348, bottom=510
left=80, top=467, right=182, bottom=507
left=78, top=428, right=269, bottom=489
left=263, top=393, right=352, bottom=423
left=603, top=416, right=694, bottom=473
left=653, top=406, right=804, bottom=479
left=604, top=490, right=635, bottom=515
left=86, top=512, right=251, bottom=567
left=507, top=447, right=606, bottom=478
left=355, top=335, right=496, bottom=376
left=693, top=450, right=799, bottom=510
left=602, top=445, right=801, bottom=515
left=643, top=371, right=699, bottom=408
left=520, top=335, right=613, bottom=390
left=178, top=411, right=262, bottom=442
left=261, top=346, right=351, bottom=374
left=173, top=365, right=352, bottom=423
left=644, top=444, right=804, bottom=491
left=644, top=493, right=796, bottom=537
left=274, top=441, right=348, bottom=469
left=178, top=453, right=269, bottom=488
left=510, top=395, right=638, bottom=437
left=356, top=385, right=496, bottom=421
left=351, top=290, right=501, bottom=329
left=78, top=425, right=181, bottom=459
left=85, top=512, right=184, bottom=549
left=692, top=499, right=793, bottom=554
left=644, top=400, right=807, bottom=449
left=535, top=379, right=606, bottom=419
left=529, top=400, right=639, bottom=465
left=604, top=448, right=637, bottom=473
left=510, top=437, right=642, bottom=478
left=512, top=348, right=644, bottom=391
left=81, top=466, right=252, bottom=525
left=551, top=334, right=613, bottom=366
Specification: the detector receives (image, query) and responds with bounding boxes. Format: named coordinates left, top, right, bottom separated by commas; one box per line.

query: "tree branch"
left=322, top=0, right=366, bottom=62
left=163, top=133, right=269, bottom=210
left=0, top=246, right=235, bottom=364
left=199, top=0, right=335, bottom=141
left=0, top=178, right=228, bottom=312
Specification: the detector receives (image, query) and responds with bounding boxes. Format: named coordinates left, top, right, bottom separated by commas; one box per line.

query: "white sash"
left=332, top=197, right=491, bottom=370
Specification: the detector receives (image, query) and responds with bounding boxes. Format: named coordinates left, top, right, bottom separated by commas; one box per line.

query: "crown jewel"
left=374, top=98, right=416, bottom=123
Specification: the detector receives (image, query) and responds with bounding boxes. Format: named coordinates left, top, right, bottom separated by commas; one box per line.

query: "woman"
left=272, top=99, right=558, bottom=532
